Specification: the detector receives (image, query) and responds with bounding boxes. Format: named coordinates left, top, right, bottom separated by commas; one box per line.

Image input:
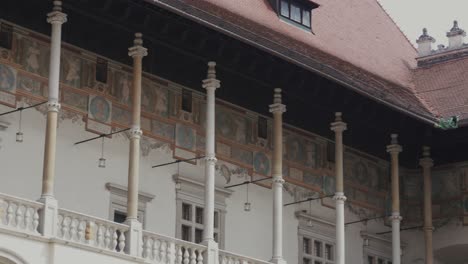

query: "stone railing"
left=142, top=231, right=206, bottom=264
left=219, top=250, right=271, bottom=264
left=0, top=193, right=42, bottom=234
left=57, top=208, right=128, bottom=253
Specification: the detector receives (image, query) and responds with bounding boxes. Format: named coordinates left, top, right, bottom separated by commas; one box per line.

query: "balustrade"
left=0, top=194, right=42, bottom=234
left=219, top=250, right=272, bottom=264
left=142, top=231, right=206, bottom=264
left=57, top=209, right=128, bottom=253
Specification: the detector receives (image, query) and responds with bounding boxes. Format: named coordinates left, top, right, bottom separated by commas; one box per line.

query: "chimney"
left=416, top=28, right=435, bottom=56
left=447, top=20, right=466, bottom=49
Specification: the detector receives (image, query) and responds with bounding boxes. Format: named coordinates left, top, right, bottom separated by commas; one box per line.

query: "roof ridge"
left=375, top=0, right=417, bottom=52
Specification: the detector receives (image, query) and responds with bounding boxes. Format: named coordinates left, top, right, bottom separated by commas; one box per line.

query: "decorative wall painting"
left=86, top=95, right=112, bottom=135
left=151, top=119, right=174, bottom=140
left=112, top=70, right=132, bottom=105
left=216, top=107, right=249, bottom=144
left=231, top=147, right=253, bottom=166
left=61, top=53, right=82, bottom=88
left=0, top=63, right=17, bottom=107
left=15, top=37, right=49, bottom=77
left=112, top=105, right=131, bottom=126
left=17, top=74, right=43, bottom=97
left=62, top=89, right=87, bottom=113
left=175, top=123, right=196, bottom=151
left=253, top=151, right=271, bottom=176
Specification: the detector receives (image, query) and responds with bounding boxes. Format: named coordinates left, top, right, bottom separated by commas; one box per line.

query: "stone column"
left=202, top=62, right=220, bottom=264
left=125, top=33, right=147, bottom=256
left=39, top=0, right=67, bottom=237
left=419, top=146, right=434, bottom=264
left=330, top=112, right=347, bottom=264
left=386, top=134, right=403, bottom=264
left=269, top=88, right=286, bottom=264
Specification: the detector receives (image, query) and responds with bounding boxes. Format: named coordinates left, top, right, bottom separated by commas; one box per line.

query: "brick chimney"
left=447, top=20, right=466, bottom=49
left=416, top=28, right=435, bottom=56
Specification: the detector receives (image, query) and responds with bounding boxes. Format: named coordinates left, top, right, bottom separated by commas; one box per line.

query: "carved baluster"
left=196, top=249, right=203, bottom=264
left=24, top=207, right=32, bottom=231
left=176, top=246, right=183, bottom=264
left=77, top=220, right=85, bottom=242
left=62, top=216, right=71, bottom=239
left=118, top=230, right=126, bottom=253
left=167, top=241, right=176, bottom=264
left=111, top=228, right=118, bottom=250
left=183, top=247, right=190, bottom=264
left=190, top=248, right=197, bottom=264
left=6, top=202, right=14, bottom=226
left=104, top=227, right=111, bottom=249
left=97, top=224, right=104, bottom=247
left=70, top=218, right=78, bottom=241
left=152, top=238, right=159, bottom=260
left=33, top=209, right=39, bottom=233
left=160, top=241, right=167, bottom=263
left=143, top=237, right=150, bottom=258
left=85, top=221, right=94, bottom=244
left=15, top=204, right=24, bottom=228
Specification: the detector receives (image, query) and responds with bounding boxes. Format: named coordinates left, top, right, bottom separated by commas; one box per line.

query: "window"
left=105, top=182, right=155, bottom=228
left=96, top=57, right=108, bottom=83
left=297, top=211, right=335, bottom=264
left=365, top=254, right=391, bottom=264
left=0, top=23, right=13, bottom=49
left=175, top=175, right=232, bottom=248
left=258, top=116, right=268, bottom=139
left=362, top=232, right=393, bottom=264
left=182, top=89, right=193, bottom=113
left=279, top=0, right=317, bottom=29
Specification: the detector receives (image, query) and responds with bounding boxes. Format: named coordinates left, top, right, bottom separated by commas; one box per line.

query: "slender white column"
left=202, top=62, right=220, bottom=264
left=386, top=134, right=403, bottom=264
left=419, top=146, right=434, bottom=264
left=41, top=0, right=67, bottom=199
left=330, top=112, right=347, bottom=264
left=125, top=33, right=147, bottom=256
left=38, top=1, right=66, bottom=238
left=269, top=88, right=286, bottom=264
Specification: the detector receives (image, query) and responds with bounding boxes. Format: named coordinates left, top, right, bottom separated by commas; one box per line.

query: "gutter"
left=147, top=0, right=439, bottom=126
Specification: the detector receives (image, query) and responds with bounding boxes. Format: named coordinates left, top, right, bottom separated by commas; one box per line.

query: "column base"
left=124, top=218, right=142, bottom=256
left=37, top=195, right=58, bottom=238
left=270, top=257, right=287, bottom=264
left=202, top=239, right=219, bottom=264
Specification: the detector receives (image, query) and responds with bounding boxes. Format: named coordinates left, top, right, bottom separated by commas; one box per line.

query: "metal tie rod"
left=224, top=177, right=272, bottom=189
left=152, top=156, right=205, bottom=168
left=74, top=127, right=131, bottom=145
left=283, top=194, right=334, bottom=207
left=345, top=215, right=389, bottom=226
left=0, top=101, right=47, bottom=117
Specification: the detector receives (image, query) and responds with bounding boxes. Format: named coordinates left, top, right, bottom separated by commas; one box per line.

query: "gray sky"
left=377, top=0, right=468, bottom=46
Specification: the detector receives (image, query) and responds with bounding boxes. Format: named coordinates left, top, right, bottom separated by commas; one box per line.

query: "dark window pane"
left=314, top=241, right=322, bottom=257
left=214, top=232, right=219, bottom=243
left=113, top=211, right=127, bottom=223
left=214, top=211, right=219, bottom=228
left=96, top=57, right=108, bottom=83
left=195, top=228, right=203, bottom=243
left=327, top=141, right=335, bottom=162
left=303, top=258, right=311, bottom=264
left=0, top=23, right=13, bottom=49
left=280, top=0, right=289, bottom=17
left=378, top=259, right=384, bottom=264
left=182, top=203, right=192, bottom=221
left=182, top=225, right=191, bottom=241
left=290, top=3, right=301, bottom=22
left=196, top=207, right=204, bottom=224
left=368, top=256, right=374, bottom=264
left=182, top=89, right=192, bottom=113
left=258, top=116, right=268, bottom=139
left=325, top=244, right=333, bottom=260
left=303, top=237, right=311, bottom=254
left=314, top=261, right=322, bottom=264
left=302, top=10, right=311, bottom=27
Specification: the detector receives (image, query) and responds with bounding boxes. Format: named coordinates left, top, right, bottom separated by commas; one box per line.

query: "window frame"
left=174, top=175, right=232, bottom=249
left=361, top=232, right=394, bottom=264
left=278, top=0, right=315, bottom=30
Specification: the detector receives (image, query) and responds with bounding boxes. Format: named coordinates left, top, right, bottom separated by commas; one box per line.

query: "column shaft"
left=331, top=112, right=347, bottom=264
left=420, top=146, right=434, bottom=264
left=270, top=88, right=286, bottom=264
left=41, top=1, right=67, bottom=199
left=387, top=134, right=402, bottom=264
left=202, top=62, right=220, bottom=244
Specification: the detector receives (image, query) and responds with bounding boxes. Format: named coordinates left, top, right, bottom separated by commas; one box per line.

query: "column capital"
left=269, top=88, right=286, bottom=114
left=419, top=146, right=434, bottom=167
left=272, top=176, right=285, bottom=184
left=128, top=33, right=148, bottom=58
left=205, top=155, right=218, bottom=164
left=47, top=101, right=61, bottom=112
left=386, top=134, right=402, bottom=154
left=129, top=127, right=143, bottom=139
left=333, top=192, right=347, bottom=201
left=330, top=112, right=347, bottom=132
left=47, top=1, right=67, bottom=25
left=389, top=213, right=403, bottom=221
left=423, top=226, right=434, bottom=231
left=202, top=62, right=221, bottom=90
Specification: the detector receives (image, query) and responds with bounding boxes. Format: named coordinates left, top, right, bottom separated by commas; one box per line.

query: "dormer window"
left=279, top=0, right=317, bottom=30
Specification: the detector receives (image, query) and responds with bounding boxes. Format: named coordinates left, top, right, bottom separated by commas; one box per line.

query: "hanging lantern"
left=306, top=199, right=313, bottom=226
left=16, top=110, right=23, bottom=143
left=244, top=182, right=251, bottom=212
left=98, top=137, right=106, bottom=168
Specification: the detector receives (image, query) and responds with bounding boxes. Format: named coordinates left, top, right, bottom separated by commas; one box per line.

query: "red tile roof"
left=172, top=0, right=437, bottom=122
